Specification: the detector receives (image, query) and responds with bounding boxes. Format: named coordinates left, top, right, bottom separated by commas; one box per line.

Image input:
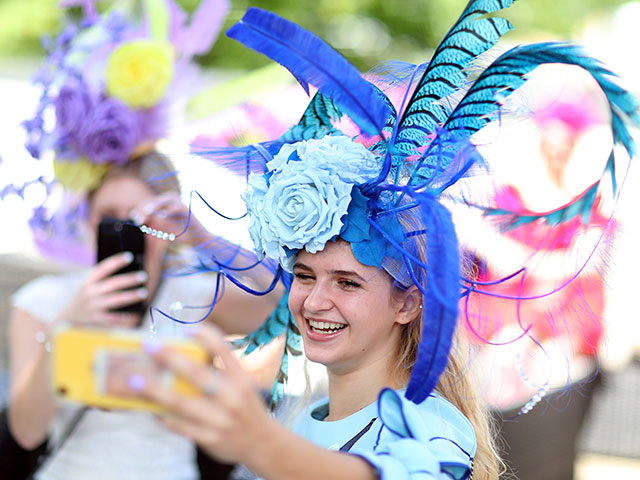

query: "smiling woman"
left=290, top=240, right=415, bottom=380
left=120, top=2, right=640, bottom=480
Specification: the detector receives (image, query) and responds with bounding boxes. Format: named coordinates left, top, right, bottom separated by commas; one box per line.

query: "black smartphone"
left=97, top=217, right=146, bottom=314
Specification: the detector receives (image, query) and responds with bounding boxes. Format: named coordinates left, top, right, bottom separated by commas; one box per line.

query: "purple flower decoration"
left=78, top=97, right=139, bottom=164
left=55, top=81, right=93, bottom=135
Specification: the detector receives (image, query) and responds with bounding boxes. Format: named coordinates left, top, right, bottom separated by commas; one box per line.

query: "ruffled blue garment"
left=291, top=388, right=475, bottom=479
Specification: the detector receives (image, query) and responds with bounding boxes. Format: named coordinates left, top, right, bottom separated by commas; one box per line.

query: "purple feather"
left=172, top=0, right=230, bottom=58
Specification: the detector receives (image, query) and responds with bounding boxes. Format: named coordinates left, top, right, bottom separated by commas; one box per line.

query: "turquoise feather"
left=269, top=318, right=302, bottom=412
left=441, top=42, right=640, bottom=227
left=229, top=291, right=303, bottom=411
left=231, top=292, right=291, bottom=354
left=445, top=43, right=640, bottom=144
left=279, top=92, right=344, bottom=143
left=393, top=0, right=515, bottom=157
left=483, top=181, right=600, bottom=228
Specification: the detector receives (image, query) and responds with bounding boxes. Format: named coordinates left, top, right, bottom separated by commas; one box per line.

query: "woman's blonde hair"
left=396, top=316, right=502, bottom=479
left=91, top=150, right=181, bottom=197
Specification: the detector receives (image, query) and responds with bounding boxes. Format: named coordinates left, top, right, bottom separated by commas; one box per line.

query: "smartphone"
left=97, top=217, right=145, bottom=314
left=51, top=326, right=209, bottom=413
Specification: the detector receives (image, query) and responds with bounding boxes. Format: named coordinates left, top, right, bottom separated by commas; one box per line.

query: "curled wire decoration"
left=138, top=185, right=281, bottom=329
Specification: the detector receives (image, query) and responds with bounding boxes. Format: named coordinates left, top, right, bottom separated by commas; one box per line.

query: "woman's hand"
left=139, top=325, right=275, bottom=465
left=134, top=326, right=378, bottom=480
left=56, top=251, right=147, bottom=328
left=130, top=192, right=211, bottom=248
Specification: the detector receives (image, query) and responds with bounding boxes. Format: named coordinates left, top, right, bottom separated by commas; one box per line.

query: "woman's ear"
left=395, top=286, right=422, bottom=325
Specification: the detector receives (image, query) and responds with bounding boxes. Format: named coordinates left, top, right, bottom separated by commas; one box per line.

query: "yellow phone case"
left=52, top=326, right=208, bottom=413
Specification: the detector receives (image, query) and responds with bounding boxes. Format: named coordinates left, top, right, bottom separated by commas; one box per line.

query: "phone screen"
left=97, top=217, right=146, bottom=314
left=95, top=350, right=172, bottom=397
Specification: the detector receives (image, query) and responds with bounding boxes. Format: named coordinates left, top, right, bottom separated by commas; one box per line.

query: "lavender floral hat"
left=18, top=0, right=228, bottom=262
left=24, top=0, right=229, bottom=191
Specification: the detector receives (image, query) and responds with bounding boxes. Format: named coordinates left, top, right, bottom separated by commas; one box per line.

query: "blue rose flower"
left=244, top=136, right=381, bottom=271
left=267, top=136, right=379, bottom=183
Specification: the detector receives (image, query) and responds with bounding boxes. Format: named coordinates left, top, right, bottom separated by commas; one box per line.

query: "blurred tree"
left=0, top=0, right=630, bottom=70
left=0, top=0, right=62, bottom=56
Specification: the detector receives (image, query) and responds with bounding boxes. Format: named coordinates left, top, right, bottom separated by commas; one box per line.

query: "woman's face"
left=289, top=240, right=410, bottom=376
left=89, top=174, right=167, bottom=270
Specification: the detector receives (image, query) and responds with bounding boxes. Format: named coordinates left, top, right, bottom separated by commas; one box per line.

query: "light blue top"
left=291, top=388, right=475, bottom=480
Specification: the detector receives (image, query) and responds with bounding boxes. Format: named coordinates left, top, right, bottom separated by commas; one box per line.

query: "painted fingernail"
left=129, top=209, right=144, bottom=225
left=128, top=374, right=147, bottom=391
left=137, top=287, right=148, bottom=299
left=136, top=271, right=148, bottom=282
left=143, top=203, right=155, bottom=215
left=122, top=251, right=134, bottom=263
left=143, top=336, right=162, bottom=354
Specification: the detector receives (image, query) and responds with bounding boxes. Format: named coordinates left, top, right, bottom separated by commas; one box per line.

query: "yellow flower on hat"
left=106, top=40, right=175, bottom=109
left=53, top=157, right=110, bottom=192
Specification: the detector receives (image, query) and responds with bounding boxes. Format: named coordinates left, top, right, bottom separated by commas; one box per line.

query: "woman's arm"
left=205, top=273, right=284, bottom=335
left=138, top=326, right=377, bottom=480
left=241, top=420, right=378, bottom=480
left=133, top=192, right=284, bottom=335
left=8, top=308, right=57, bottom=449
left=9, top=253, right=147, bottom=448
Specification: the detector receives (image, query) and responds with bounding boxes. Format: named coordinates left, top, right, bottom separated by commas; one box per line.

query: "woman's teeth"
left=308, top=319, right=346, bottom=333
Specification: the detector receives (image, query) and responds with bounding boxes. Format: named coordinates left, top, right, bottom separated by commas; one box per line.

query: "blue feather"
left=393, top=0, right=516, bottom=157
left=191, top=141, right=282, bottom=180
left=226, top=8, right=391, bottom=136
left=404, top=194, right=460, bottom=403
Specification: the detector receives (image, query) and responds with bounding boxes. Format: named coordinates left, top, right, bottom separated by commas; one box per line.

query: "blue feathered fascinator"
left=199, top=2, right=640, bottom=408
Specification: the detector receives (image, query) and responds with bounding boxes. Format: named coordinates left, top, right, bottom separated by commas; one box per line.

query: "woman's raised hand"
left=56, top=251, right=147, bottom=328
left=139, top=325, right=276, bottom=466
left=130, top=192, right=210, bottom=248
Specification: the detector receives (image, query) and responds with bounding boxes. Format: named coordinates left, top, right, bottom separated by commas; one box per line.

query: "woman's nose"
left=303, top=282, right=332, bottom=313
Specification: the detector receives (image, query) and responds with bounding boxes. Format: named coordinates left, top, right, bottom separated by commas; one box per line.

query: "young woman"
left=9, top=151, right=280, bottom=479
left=138, top=236, right=497, bottom=479
left=8, top=2, right=283, bottom=478
left=128, top=3, right=638, bottom=480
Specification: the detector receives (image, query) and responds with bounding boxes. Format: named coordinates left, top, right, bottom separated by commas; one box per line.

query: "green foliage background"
left=0, top=0, right=629, bottom=70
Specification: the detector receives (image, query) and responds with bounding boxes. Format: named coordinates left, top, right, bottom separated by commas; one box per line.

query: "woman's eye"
left=339, top=279, right=361, bottom=289
left=294, top=273, right=313, bottom=281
